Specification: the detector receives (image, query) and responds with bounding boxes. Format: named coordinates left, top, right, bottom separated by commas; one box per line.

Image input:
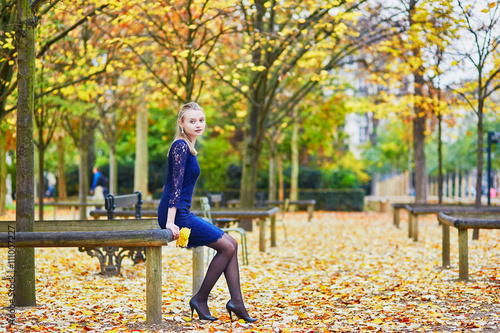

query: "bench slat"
left=112, top=195, right=141, bottom=207
left=0, top=229, right=173, bottom=248
left=0, top=219, right=159, bottom=232
left=438, top=212, right=500, bottom=229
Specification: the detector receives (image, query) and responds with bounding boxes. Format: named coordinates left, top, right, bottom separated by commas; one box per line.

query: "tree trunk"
left=57, top=136, right=67, bottom=200
left=15, top=0, right=36, bottom=306
left=408, top=0, right=427, bottom=204
left=240, top=135, right=260, bottom=207
left=37, top=139, right=44, bottom=221
left=268, top=140, right=277, bottom=202
left=0, top=130, right=6, bottom=216
left=290, top=115, right=299, bottom=211
left=110, top=144, right=118, bottom=195
left=475, top=98, right=484, bottom=209
left=413, top=72, right=427, bottom=204
left=134, top=106, right=148, bottom=197
left=438, top=106, right=443, bottom=204
left=78, top=120, right=90, bottom=220
left=278, top=153, right=284, bottom=201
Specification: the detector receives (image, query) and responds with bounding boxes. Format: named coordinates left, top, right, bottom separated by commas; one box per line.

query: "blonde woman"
left=158, top=102, right=257, bottom=323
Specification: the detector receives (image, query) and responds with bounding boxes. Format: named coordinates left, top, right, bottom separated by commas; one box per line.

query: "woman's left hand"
left=166, top=222, right=180, bottom=239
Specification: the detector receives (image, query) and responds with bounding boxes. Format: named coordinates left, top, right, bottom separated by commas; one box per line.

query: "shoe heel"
left=227, top=309, right=233, bottom=321
left=190, top=304, right=194, bottom=319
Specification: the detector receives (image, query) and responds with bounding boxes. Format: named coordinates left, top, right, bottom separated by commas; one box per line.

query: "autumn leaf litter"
left=1, top=211, right=499, bottom=332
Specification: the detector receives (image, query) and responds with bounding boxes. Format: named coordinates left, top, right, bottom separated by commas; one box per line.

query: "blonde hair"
left=173, top=102, right=204, bottom=155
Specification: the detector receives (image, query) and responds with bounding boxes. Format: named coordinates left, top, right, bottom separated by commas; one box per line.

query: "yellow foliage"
left=176, top=228, right=191, bottom=247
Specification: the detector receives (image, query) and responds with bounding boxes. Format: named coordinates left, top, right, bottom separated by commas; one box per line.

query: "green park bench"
left=0, top=225, right=173, bottom=324
left=437, top=211, right=500, bottom=281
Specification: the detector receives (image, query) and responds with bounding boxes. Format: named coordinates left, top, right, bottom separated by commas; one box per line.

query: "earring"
left=181, top=127, right=184, bottom=134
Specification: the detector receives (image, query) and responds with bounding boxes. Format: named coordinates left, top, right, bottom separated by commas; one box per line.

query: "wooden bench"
left=391, top=203, right=409, bottom=228
left=43, top=201, right=105, bottom=220
left=82, top=192, right=145, bottom=275
left=395, top=204, right=500, bottom=242
left=437, top=211, right=500, bottom=281
left=90, top=207, right=280, bottom=252
left=0, top=226, right=172, bottom=324
left=227, top=199, right=316, bottom=222
left=267, top=199, right=316, bottom=222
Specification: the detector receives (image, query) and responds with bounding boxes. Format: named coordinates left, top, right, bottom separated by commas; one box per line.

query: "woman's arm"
left=165, top=140, right=189, bottom=239
left=166, top=207, right=180, bottom=239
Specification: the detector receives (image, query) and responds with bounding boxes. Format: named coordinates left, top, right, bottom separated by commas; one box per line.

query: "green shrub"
left=298, top=189, right=364, bottom=211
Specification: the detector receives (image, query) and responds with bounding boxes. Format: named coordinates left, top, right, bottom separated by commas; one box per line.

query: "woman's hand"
left=166, top=222, right=180, bottom=239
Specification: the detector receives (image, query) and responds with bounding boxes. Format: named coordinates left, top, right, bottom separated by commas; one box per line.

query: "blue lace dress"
left=158, top=139, right=224, bottom=248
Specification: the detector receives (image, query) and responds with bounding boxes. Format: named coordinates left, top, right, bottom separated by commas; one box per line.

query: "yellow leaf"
left=373, top=318, right=383, bottom=324
left=241, top=85, right=249, bottom=93
left=183, top=316, right=192, bottom=321
left=489, top=2, right=495, bottom=8
left=177, top=228, right=191, bottom=247
left=82, top=310, right=93, bottom=315
left=481, top=8, right=489, bottom=12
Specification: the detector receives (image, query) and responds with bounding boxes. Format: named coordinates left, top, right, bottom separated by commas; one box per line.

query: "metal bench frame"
left=80, top=191, right=145, bottom=275
left=200, top=197, right=249, bottom=265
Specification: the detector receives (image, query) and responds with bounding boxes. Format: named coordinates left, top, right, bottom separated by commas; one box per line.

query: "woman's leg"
left=191, top=233, right=236, bottom=316
left=220, top=234, right=251, bottom=317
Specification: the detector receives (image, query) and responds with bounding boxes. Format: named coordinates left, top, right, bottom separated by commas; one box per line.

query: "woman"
left=158, top=102, right=257, bottom=323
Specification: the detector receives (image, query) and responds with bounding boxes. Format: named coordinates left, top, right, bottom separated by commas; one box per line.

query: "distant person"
left=45, top=173, right=56, bottom=200
left=157, top=102, right=256, bottom=323
left=90, top=167, right=109, bottom=200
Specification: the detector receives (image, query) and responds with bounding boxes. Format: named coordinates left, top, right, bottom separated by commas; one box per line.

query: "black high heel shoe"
left=189, top=297, right=217, bottom=321
left=226, top=300, right=257, bottom=323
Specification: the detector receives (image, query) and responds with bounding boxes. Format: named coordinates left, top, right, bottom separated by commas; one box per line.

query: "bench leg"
left=412, top=214, right=419, bottom=242
left=270, top=215, right=276, bottom=248
left=259, top=217, right=266, bottom=252
left=393, top=208, right=400, bottom=228
left=307, top=205, right=314, bottom=222
left=458, top=229, right=469, bottom=281
left=192, top=247, right=204, bottom=295
left=472, top=229, right=479, bottom=240
left=146, top=246, right=162, bottom=324
left=442, top=224, right=450, bottom=268
left=408, top=213, right=413, bottom=239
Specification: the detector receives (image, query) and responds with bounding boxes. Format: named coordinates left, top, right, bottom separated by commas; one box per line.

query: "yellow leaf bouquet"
left=176, top=228, right=191, bottom=247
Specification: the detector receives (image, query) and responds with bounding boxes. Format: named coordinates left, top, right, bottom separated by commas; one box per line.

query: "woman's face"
left=179, top=109, right=205, bottom=139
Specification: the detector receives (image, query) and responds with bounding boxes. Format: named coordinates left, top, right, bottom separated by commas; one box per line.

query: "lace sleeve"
left=168, top=140, right=189, bottom=207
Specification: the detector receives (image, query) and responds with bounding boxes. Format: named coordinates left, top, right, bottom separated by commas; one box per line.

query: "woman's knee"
left=223, top=233, right=238, bottom=251
left=212, top=234, right=236, bottom=257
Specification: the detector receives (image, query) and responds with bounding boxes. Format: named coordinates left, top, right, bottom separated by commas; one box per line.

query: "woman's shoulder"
left=171, top=139, right=188, bottom=148
left=169, top=139, right=189, bottom=155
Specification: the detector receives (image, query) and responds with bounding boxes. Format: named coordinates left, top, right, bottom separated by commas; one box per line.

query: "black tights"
left=191, top=233, right=250, bottom=317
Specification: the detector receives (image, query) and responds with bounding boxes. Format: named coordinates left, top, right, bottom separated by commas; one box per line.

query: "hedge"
left=206, top=188, right=365, bottom=211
